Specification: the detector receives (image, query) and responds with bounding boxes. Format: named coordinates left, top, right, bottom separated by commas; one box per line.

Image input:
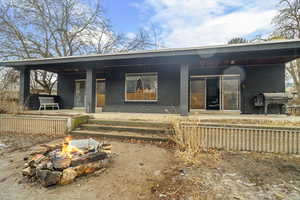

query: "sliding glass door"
left=190, top=78, right=206, bottom=109
left=221, top=76, right=240, bottom=111
left=190, top=75, right=240, bottom=111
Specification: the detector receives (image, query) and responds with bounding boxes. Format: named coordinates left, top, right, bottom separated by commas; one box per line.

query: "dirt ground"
left=1, top=135, right=300, bottom=200
left=0, top=135, right=173, bottom=200
left=152, top=150, right=300, bottom=200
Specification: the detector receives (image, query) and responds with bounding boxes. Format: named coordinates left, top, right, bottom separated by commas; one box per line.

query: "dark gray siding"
left=55, top=64, right=285, bottom=114
left=103, top=65, right=181, bottom=113
left=57, top=73, right=76, bottom=109
left=242, top=64, right=285, bottom=114
left=190, top=64, right=285, bottom=114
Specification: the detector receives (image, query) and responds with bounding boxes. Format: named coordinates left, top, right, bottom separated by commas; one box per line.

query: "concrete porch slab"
left=22, top=109, right=300, bottom=124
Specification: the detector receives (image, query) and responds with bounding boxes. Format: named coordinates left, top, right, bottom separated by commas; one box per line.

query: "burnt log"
left=29, top=146, right=49, bottom=155
left=28, top=154, right=46, bottom=167
left=22, top=167, right=35, bottom=177
left=102, top=150, right=111, bottom=154
left=102, top=144, right=112, bottom=150
left=36, top=160, right=50, bottom=170
left=52, top=158, right=71, bottom=170
left=70, top=152, right=107, bottom=167
left=73, top=158, right=110, bottom=177
left=36, top=169, right=62, bottom=187
left=29, top=141, right=62, bottom=156
left=60, top=159, right=110, bottom=185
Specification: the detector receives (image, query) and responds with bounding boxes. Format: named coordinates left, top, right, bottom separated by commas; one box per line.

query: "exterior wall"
left=57, top=73, right=77, bottom=109
left=55, top=64, right=285, bottom=114
left=190, top=64, right=285, bottom=114
left=190, top=66, right=244, bottom=112
left=242, top=64, right=285, bottom=114
left=103, top=65, right=181, bottom=113
left=57, top=72, right=104, bottom=109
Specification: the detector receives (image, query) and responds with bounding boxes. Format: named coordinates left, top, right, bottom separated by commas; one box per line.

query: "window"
left=125, top=73, right=158, bottom=101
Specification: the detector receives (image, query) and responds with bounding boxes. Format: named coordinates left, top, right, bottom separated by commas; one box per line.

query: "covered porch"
left=3, top=40, right=300, bottom=116
left=22, top=109, right=300, bottom=123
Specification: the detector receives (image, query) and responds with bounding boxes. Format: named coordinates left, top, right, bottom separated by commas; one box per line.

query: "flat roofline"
left=1, top=39, right=300, bottom=67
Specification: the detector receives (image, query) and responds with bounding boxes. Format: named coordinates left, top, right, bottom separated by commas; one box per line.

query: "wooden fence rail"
left=176, top=123, right=300, bottom=154
left=0, top=115, right=68, bottom=136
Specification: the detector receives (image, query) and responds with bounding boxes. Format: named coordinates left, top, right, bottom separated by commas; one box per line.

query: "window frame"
left=124, top=72, right=158, bottom=102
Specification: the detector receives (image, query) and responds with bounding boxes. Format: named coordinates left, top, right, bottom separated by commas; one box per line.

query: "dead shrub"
left=171, top=119, right=218, bottom=164
left=0, top=99, right=22, bottom=114
left=0, top=108, right=6, bottom=114
left=0, top=92, right=23, bottom=114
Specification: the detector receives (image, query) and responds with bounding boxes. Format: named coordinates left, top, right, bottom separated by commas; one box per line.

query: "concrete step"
left=70, top=130, right=169, bottom=142
left=78, top=123, right=172, bottom=134
left=88, top=119, right=173, bottom=129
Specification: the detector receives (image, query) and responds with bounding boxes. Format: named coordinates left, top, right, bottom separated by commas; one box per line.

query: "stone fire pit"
left=22, top=137, right=112, bottom=187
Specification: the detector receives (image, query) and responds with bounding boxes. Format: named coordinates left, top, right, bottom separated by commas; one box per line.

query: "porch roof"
left=2, top=39, right=300, bottom=71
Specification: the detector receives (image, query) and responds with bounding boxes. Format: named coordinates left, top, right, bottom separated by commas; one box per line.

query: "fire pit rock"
left=22, top=137, right=112, bottom=187
left=60, top=168, right=77, bottom=185
left=36, top=170, right=62, bottom=187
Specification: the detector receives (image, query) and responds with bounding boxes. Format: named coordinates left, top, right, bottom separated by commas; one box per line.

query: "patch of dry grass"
left=171, top=119, right=207, bottom=151
left=199, top=118, right=300, bottom=127
left=0, top=93, right=23, bottom=114
left=0, top=99, right=23, bottom=114
left=174, top=148, right=221, bottom=167
left=170, top=119, right=221, bottom=166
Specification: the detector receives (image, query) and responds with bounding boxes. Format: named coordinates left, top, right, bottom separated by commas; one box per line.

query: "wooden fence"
left=0, top=115, right=68, bottom=136
left=175, top=122, right=300, bottom=154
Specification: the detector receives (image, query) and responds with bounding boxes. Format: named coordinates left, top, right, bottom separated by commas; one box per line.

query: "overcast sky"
left=103, top=0, right=279, bottom=48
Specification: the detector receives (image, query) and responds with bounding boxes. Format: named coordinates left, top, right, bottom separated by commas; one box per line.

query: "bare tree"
left=0, top=0, right=158, bottom=94
left=272, top=0, right=300, bottom=95
left=31, top=70, right=57, bottom=94
left=0, top=67, right=19, bottom=91
left=273, top=0, right=300, bottom=39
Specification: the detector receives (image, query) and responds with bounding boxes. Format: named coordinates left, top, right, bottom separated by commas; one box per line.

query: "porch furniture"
left=287, top=105, right=300, bottom=116
left=253, top=93, right=290, bottom=114
left=207, top=97, right=220, bottom=110
left=38, top=97, right=59, bottom=110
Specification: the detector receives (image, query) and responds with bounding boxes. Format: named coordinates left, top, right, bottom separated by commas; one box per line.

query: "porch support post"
left=19, top=67, right=30, bottom=108
left=180, top=64, right=189, bottom=116
left=85, top=68, right=96, bottom=113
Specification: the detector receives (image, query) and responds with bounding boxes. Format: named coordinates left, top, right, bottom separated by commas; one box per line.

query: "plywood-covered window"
left=125, top=72, right=158, bottom=102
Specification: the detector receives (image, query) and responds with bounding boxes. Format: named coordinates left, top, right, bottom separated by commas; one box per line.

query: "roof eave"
left=1, top=39, right=300, bottom=67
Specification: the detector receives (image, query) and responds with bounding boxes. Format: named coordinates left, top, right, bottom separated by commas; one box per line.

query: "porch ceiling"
left=1, top=39, right=300, bottom=72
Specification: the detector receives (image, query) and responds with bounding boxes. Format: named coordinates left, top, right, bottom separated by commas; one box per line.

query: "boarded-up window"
left=125, top=73, right=158, bottom=101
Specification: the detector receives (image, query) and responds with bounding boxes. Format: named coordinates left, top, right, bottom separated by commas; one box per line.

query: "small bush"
left=0, top=108, right=6, bottom=114
left=0, top=93, right=22, bottom=114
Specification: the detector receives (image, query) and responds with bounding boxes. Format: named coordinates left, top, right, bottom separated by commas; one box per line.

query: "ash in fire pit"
left=22, top=137, right=112, bottom=187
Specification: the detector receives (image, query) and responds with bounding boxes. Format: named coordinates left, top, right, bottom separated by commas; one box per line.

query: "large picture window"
left=125, top=72, right=158, bottom=101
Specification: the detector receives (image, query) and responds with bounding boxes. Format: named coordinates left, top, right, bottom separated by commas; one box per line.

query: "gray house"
left=1, top=40, right=300, bottom=116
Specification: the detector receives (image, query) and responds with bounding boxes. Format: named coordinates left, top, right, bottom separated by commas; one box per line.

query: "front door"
left=96, top=79, right=105, bottom=107
left=74, top=79, right=106, bottom=108
left=74, top=80, right=86, bottom=107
